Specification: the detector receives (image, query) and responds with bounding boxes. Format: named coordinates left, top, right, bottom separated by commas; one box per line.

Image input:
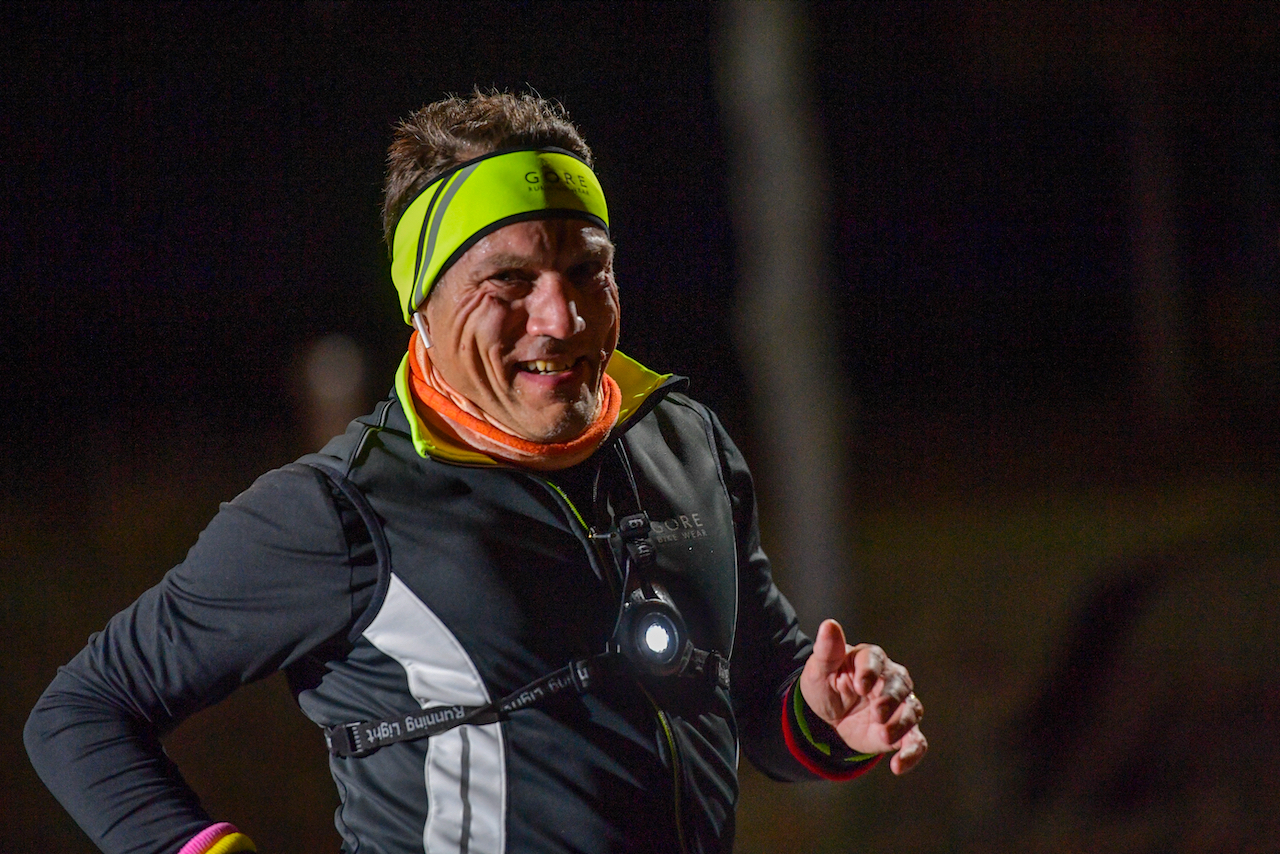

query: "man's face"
left=422, top=218, right=620, bottom=443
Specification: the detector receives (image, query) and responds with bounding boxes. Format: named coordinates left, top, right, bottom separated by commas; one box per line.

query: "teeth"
left=524, top=358, right=572, bottom=374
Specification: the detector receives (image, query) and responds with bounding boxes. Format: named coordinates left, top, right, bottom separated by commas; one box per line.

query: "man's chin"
left=517, top=398, right=597, bottom=445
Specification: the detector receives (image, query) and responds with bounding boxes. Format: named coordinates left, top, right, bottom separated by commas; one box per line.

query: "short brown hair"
left=382, top=90, right=594, bottom=258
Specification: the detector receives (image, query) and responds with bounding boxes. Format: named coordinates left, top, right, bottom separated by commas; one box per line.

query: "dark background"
left=4, top=3, right=1278, bottom=852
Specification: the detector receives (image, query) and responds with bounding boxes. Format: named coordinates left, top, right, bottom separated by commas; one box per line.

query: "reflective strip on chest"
left=362, top=573, right=507, bottom=854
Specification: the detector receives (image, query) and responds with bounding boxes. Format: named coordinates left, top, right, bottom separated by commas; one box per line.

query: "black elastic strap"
left=688, top=648, right=731, bottom=692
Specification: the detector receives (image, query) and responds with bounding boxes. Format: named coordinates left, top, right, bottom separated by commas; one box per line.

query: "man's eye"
left=567, top=263, right=607, bottom=288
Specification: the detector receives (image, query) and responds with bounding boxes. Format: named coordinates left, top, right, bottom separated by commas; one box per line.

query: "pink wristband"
left=177, top=822, right=239, bottom=854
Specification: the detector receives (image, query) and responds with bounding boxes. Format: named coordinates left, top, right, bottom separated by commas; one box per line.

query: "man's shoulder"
left=643, top=387, right=726, bottom=432
left=303, top=392, right=492, bottom=498
left=310, top=394, right=414, bottom=469
left=634, top=389, right=750, bottom=481
left=625, top=387, right=734, bottom=462
left=655, top=388, right=711, bottom=414
left=305, top=391, right=465, bottom=483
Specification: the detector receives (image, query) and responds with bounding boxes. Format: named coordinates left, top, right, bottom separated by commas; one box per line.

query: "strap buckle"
left=570, top=657, right=599, bottom=692
left=705, top=652, right=731, bottom=691
left=325, top=722, right=375, bottom=758
left=617, top=512, right=650, bottom=541
left=684, top=648, right=731, bottom=691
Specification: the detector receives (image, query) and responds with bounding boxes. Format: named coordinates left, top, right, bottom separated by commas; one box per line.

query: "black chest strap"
left=326, top=655, right=604, bottom=758
left=324, top=645, right=729, bottom=759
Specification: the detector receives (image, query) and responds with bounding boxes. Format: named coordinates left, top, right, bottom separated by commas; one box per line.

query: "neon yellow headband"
left=390, top=147, right=610, bottom=324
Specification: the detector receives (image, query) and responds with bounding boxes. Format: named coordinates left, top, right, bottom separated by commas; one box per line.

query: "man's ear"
left=412, top=311, right=432, bottom=349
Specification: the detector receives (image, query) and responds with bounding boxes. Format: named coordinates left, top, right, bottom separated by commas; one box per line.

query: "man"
left=26, top=91, right=925, bottom=854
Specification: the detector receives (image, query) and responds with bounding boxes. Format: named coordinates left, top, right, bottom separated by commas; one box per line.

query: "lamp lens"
left=644, top=622, right=672, bottom=655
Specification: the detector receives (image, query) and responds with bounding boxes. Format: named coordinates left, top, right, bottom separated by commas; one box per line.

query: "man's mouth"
left=517, top=357, right=582, bottom=375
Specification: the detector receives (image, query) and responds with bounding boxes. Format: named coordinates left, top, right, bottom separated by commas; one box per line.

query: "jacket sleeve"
left=708, top=411, right=880, bottom=782
left=23, top=462, right=376, bottom=854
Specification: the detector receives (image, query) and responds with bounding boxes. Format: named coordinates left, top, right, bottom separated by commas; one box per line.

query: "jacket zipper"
left=641, top=684, right=691, bottom=854
left=536, top=476, right=691, bottom=854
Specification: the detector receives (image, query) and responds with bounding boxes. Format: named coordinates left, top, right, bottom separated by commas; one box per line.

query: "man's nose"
left=524, top=274, right=581, bottom=340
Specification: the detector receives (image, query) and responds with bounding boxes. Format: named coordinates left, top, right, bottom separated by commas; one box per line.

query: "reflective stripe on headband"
left=390, top=147, right=610, bottom=324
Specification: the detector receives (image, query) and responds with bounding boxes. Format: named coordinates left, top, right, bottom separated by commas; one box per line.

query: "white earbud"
left=411, top=312, right=432, bottom=349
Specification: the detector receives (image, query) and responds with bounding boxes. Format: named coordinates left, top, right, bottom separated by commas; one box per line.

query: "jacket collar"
left=392, top=349, right=687, bottom=465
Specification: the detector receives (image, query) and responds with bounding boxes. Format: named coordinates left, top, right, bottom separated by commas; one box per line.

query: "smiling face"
left=420, top=218, right=620, bottom=443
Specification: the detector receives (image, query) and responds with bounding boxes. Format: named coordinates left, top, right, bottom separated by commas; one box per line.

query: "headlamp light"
left=644, top=620, right=673, bottom=656
left=614, top=587, right=692, bottom=678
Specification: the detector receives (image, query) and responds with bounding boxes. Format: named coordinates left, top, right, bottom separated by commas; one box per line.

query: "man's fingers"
left=872, top=662, right=914, bottom=721
left=883, top=692, right=924, bottom=743
left=852, top=643, right=885, bottom=697
left=889, top=727, right=928, bottom=775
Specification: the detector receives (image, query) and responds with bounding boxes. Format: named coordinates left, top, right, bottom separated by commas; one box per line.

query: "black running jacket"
left=25, top=353, right=871, bottom=854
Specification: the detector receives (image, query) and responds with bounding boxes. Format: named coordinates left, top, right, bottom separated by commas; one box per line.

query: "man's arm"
left=703, top=407, right=830, bottom=780
left=24, top=463, right=374, bottom=854
left=707, top=409, right=926, bottom=780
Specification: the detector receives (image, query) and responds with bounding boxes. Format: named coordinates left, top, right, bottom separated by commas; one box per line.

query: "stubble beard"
left=522, top=381, right=599, bottom=444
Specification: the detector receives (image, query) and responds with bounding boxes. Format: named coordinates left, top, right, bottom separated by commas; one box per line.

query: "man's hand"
left=798, top=619, right=928, bottom=775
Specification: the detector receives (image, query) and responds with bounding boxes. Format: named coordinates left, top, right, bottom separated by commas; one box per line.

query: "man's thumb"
left=810, top=619, right=848, bottom=676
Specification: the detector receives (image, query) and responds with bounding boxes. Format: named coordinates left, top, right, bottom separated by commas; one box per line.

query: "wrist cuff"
left=178, top=823, right=257, bottom=854
left=780, top=679, right=882, bottom=781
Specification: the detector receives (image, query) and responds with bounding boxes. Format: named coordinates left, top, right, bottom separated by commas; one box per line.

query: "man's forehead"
left=466, top=220, right=613, bottom=267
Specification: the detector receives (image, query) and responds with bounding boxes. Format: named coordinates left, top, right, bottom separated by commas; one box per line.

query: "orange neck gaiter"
left=406, top=331, right=621, bottom=471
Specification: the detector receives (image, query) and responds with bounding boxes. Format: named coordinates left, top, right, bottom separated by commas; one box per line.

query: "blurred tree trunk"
left=1122, top=15, right=1189, bottom=419
left=714, top=0, right=856, bottom=632
left=1225, top=82, right=1280, bottom=415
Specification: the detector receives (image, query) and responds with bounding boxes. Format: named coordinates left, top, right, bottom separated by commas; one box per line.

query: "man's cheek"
left=586, top=297, right=619, bottom=339
left=462, top=311, right=512, bottom=352
left=487, top=308, right=526, bottom=342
